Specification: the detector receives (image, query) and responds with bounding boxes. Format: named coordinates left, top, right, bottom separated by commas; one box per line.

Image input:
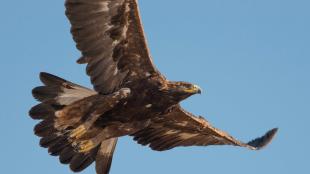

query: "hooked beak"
left=197, top=87, right=202, bottom=94
left=195, top=85, right=202, bottom=94
left=184, top=85, right=202, bottom=94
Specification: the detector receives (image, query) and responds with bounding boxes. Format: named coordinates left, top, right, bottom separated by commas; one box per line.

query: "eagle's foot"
left=76, top=140, right=95, bottom=153
left=70, top=125, right=87, bottom=139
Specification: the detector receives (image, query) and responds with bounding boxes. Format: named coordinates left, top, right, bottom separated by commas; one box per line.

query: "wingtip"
left=247, top=128, right=278, bottom=150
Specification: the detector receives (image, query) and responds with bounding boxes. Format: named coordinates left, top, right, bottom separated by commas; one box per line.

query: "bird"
left=29, top=0, right=278, bottom=174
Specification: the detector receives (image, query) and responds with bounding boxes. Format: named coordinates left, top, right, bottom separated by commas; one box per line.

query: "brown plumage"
left=29, top=0, right=278, bottom=174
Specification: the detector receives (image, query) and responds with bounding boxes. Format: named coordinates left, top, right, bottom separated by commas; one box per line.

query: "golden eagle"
left=29, top=0, right=278, bottom=174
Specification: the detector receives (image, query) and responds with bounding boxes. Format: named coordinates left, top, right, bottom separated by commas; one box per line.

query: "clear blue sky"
left=0, top=0, right=309, bottom=174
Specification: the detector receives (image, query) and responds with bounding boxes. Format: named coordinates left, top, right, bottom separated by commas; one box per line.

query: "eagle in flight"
left=29, top=0, right=278, bottom=174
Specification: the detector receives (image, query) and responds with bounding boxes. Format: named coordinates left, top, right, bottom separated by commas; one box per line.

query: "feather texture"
left=29, top=72, right=127, bottom=173
left=96, top=138, right=118, bottom=174
left=132, top=105, right=278, bottom=151
left=65, top=0, right=158, bottom=94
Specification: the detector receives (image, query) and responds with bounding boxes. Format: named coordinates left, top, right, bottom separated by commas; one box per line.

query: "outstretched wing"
left=132, top=106, right=278, bottom=151
left=65, top=0, right=157, bottom=94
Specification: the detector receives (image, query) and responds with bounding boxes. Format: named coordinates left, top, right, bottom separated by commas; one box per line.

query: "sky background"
left=0, top=0, right=309, bottom=174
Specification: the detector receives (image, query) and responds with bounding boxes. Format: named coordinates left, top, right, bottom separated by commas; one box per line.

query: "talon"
left=77, top=140, right=95, bottom=153
left=70, top=125, right=87, bottom=139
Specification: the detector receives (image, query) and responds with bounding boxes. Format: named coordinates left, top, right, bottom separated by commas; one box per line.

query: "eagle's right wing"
left=65, top=0, right=158, bottom=94
left=132, top=106, right=278, bottom=151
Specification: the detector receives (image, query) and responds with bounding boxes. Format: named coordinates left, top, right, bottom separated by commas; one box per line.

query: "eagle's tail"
left=29, top=72, right=117, bottom=173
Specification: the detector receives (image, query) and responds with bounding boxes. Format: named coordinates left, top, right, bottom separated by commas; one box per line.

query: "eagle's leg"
left=75, top=120, right=151, bottom=153
left=68, top=88, right=131, bottom=141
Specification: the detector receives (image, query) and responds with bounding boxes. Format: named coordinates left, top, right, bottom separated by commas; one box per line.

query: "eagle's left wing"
left=132, top=106, right=278, bottom=151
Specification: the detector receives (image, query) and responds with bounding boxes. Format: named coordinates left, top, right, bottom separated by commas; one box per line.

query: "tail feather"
left=30, top=72, right=110, bottom=173
left=48, top=136, right=70, bottom=156
left=40, top=134, right=59, bottom=148
left=40, top=72, right=72, bottom=86
left=34, top=117, right=55, bottom=137
left=29, top=103, right=55, bottom=120
left=60, top=146, right=76, bottom=164
left=32, top=72, right=97, bottom=105
left=32, top=86, right=60, bottom=102
left=70, top=146, right=100, bottom=172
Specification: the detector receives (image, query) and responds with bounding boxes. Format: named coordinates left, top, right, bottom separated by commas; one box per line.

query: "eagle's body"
left=29, top=0, right=278, bottom=174
left=96, top=76, right=196, bottom=125
left=96, top=76, right=169, bottom=123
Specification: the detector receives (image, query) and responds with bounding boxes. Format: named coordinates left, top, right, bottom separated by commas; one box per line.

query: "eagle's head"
left=161, top=81, right=202, bottom=103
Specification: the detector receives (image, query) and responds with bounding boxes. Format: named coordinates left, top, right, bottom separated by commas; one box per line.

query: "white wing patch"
left=145, top=104, right=152, bottom=108
left=56, top=84, right=97, bottom=105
